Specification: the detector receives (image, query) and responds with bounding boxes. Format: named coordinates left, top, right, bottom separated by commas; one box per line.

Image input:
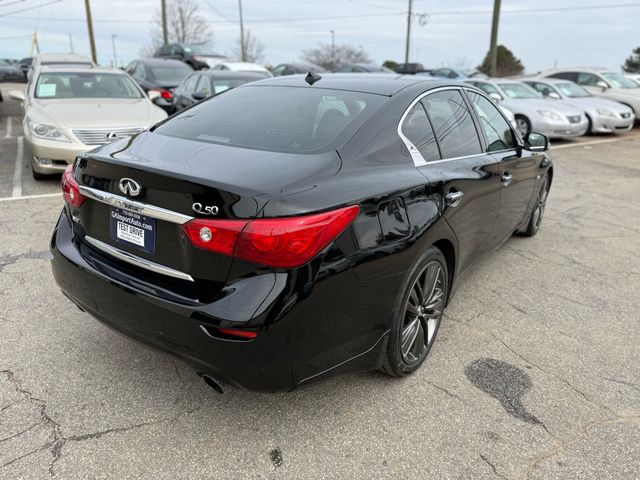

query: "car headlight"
left=28, top=121, right=70, bottom=142
left=595, top=108, right=616, bottom=118
left=537, top=110, right=565, bottom=122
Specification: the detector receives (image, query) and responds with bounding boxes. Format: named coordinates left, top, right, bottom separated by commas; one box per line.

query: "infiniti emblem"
left=119, top=178, right=142, bottom=197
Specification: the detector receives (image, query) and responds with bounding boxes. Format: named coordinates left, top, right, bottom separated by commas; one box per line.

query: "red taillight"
left=216, top=328, right=257, bottom=340
left=181, top=205, right=359, bottom=268
left=61, top=164, right=85, bottom=208
left=150, top=87, right=172, bottom=100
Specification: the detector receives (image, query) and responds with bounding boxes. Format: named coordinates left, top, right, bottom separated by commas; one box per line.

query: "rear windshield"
left=149, top=65, right=192, bottom=82
left=154, top=85, right=386, bottom=153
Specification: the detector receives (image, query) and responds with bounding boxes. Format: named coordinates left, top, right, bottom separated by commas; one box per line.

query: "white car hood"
left=503, top=98, right=583, bottom=116
left=33, top=98, right=155, bottom=129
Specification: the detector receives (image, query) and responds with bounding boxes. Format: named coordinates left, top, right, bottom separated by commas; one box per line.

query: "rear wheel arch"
left=433, top=238, right=456, bottom=304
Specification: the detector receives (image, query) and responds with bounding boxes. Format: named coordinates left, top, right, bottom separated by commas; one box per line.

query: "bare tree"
left=142, top=0, right=214, bottom=55
left=301, top=43, right=372, bottom=70
left=231, top=30, right=266, bottom=63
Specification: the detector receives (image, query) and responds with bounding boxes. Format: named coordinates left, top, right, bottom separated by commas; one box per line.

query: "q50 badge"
left=192, top=203, right=219, bottom=216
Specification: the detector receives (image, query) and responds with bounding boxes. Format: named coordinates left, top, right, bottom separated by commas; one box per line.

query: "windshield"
left=556, top=82, right=591, bottom=98
left=498, top=83, right=541, bottom=99
left=601, top=72, right=638, bottom=89
left=35, top=72, right=143, bottom=99
left=154, top=85, right=386, bottom=154
left=183, top=45, right=217, bottom=56
left=149, top=65, right=192, bottom=82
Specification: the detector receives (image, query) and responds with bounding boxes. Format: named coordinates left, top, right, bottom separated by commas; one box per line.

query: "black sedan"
left=172, top=71, right=264, bottom=111
left=271, top=62, right=325, bottom=76
left=124, top=58, right=193, bottom=113
left=51, top=75, right=552, bottom=393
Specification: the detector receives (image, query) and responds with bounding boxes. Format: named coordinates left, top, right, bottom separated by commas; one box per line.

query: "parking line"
left=0, top=192, right=61, bottom=203
left=12, top=136, right=23, bottom=197
left=4, top=116, right=12, bottom=138
left=552, top=136, right=637, bottom=150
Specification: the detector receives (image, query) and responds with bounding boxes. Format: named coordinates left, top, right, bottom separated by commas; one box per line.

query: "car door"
left=402, top=88, right=502, bottom=271
left=465, top=89, right=540, bottom=241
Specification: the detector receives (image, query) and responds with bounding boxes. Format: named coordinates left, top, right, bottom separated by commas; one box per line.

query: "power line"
left=425, top=2, right=640, bottom=16
left=0, top=0, right=27, bottom=9
left=202, top=0, right=236, bottom=23
left=0, top=0, right=60, bottom=17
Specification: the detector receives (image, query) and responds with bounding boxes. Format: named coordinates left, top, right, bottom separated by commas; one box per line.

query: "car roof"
left=249, top=73, right=450, bottom=96
left=220, top=62, right=268, bottom=69
left=542, top=66, right=613, bottom=74
left=199, top=71, right=266, bottom=79
left=525, top=77, right=573, bottom=85
left=35, top=53, right=92, bottom=62
left=136, top=58, right=190, bottom=67
left=37, top=65, right=126, bottom=74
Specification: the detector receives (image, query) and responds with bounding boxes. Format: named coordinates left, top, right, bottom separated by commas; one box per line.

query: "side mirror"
left=192, top=92, right=208, bottom=101
left=147, top=90, right=161, bottom=101
left=8, top=90, right=26, bottom=102
left=547, top=92, right=561, bottom=100
left=489, top=92, right=502, bottom=103
left=524, top=131, right=549, bottom=152
left=596, top=80, right=608, bottom=91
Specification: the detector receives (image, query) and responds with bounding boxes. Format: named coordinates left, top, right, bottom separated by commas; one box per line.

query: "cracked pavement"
left=1, top=98, right=639, bottom=478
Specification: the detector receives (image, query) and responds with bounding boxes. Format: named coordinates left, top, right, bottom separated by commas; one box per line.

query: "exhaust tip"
left=202, top=375, right=225, bottom=394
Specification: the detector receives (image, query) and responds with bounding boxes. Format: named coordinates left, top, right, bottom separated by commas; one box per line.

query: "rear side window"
left=549, top=72, right=578, bottom=82
left=467, top=91, right=515, bottom=152
left=401, top=103, right=440, bottom=162
left=422, top=90, right=482, bottom=159
left=154, top=85, right=386, bottom=153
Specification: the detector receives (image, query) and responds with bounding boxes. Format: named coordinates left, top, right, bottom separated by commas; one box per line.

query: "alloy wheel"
left=515, top=118, right=529, bottom=137
left=532, top=179, right=549, bottom=229
left=401, top=261, right=445, bottom=364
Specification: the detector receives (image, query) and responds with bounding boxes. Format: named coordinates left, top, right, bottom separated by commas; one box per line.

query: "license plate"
left=109, top=207, right=156, bottom=254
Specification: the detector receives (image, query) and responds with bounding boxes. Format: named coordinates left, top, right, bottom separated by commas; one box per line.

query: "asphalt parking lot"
left=1, top=84, right=639, bottom=479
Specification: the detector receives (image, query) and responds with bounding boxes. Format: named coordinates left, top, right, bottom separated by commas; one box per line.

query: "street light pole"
left=161, top=0, right=168, bottom=45
left=111, top=34, right=118, bottom=68
left=404, top=0, right=412, bottom=64
left=84, top=0, right=97, bottom=63
left=489, top=0, right=501, bottom=77
left=238, top=0, right=246, bottom=61
left=330, top=30, right=335, bottom=68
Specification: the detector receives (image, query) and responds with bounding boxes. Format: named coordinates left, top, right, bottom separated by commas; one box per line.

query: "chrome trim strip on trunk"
left=84, top=235, right=195, bottom=282
left=78, top=186, right=194, bottom=225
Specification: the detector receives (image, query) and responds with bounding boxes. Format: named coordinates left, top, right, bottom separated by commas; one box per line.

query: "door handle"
left=445, top=190, right=464, bottom=208
left=501, top=172, right=513, bottom=187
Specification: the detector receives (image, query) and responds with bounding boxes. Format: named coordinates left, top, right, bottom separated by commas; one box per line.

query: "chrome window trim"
left=84, top=236, right=195, bottom=282
left=78, top=185, right=194, bottom=225
left=398, top=86, right=487, bottom=166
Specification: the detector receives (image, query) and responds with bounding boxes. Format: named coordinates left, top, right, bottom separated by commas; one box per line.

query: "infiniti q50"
left=51, top=74, right=552, bottom=392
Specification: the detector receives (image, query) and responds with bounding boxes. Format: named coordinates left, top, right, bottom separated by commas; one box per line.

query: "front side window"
left=183, top=74, right=199, bottom=92
left=35, top=72, right=143, bottom=99
left=195, top=75, right=212, bottom=95
left=467, top=91, right=515, bottom=152
left=528, top=81, right=557, bottom=98
left=422, top=90, right=482, bottom=159
left=154, top=85, right=386, bottom=154
left=401, top=103, right=440, bottom=162
left=577, top=72, right=600, bottom=86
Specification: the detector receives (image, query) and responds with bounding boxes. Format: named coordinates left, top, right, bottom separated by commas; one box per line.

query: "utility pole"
left=238, top=0, right=246, bottom=61
left=84, top=0, right=97, bottom=63
left=161, top=0, right=168, bottom=45
left=111, top=34, right=118, bottom=68
left=68, top=33, right=74, bottom=53
left=489, top=0, right=501, bottom=77
left=404, top=0, right=413, bottom=64
left=330, top=30, right=335, bottom=69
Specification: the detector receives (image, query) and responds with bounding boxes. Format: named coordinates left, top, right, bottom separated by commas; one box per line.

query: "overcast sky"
left=0, top=0, right=638, bottom=73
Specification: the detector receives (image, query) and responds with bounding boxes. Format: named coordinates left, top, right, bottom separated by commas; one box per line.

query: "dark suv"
left=153, top=44, right=227, bottom=70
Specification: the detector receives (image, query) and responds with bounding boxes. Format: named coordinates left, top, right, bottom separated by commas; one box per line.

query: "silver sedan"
left=465, top=79, right=588, bottom=139
left=523, top=78, right=634, bottom=134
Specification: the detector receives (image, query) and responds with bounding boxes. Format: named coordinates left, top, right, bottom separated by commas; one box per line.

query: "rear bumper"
left=50, top=210, right=391, bottom=392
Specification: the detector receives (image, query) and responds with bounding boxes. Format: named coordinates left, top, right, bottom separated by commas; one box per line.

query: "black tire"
left=514, top=115, right=531, bottom=138
left=382, top=246, right=448, bottom=377
left=520, top=176, right=549, bottom=237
